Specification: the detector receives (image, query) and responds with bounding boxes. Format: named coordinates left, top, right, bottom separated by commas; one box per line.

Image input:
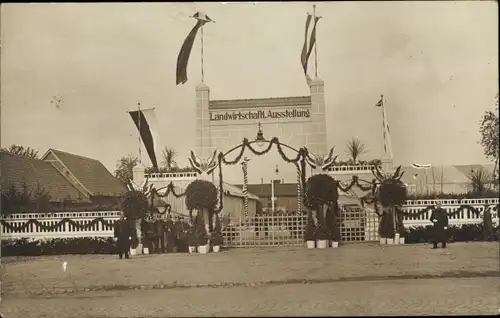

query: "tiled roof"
left=43, top=149, right=127, bottom=197
left=0, top=151, right=90, bottom=203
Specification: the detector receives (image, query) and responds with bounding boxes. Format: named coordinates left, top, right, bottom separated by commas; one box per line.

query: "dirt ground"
left=1, top=242, right=498, bottom=296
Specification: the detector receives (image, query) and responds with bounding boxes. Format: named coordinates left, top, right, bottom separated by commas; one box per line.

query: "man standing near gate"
left=113, top=211, right=133, bottom=259
left=154, top=215, right=166, bottom=253
left=482, top=205, right=494, bottom=242
left=429, top=202, right=449, bottom=249
left=165, top=214, right=176, bottom=253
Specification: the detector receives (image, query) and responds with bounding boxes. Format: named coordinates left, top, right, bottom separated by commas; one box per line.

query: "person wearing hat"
left=113, top=211, right=133, bottom=259
left=429, top=201, right=449, bottom=249
left=176, top=216, right=189, bottom=253
left=165, top=214, right=176, bottom=253
left=153, top=214, right=166, bottom=253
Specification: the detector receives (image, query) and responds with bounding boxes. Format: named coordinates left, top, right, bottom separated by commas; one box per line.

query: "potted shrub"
left=315, top=223, right=330, bottom=249
left=372, top=165, right=407, bottom=245
left=210, top=215, right=223, bottom=252
left=304, top=218, right=316, bottom=249
left=210, top=232, right=223, bottom=252
left=196, top=221, right=209, bottom=254
left=185, top=179, right=218, bottom=237
left=187, top=227, right=197, bottom=253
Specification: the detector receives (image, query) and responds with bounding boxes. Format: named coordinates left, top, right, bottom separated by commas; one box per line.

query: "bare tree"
left=467, top=167, right=492, bottom=195
left=479, top=93, right=499, bottom=189
left=345, top=138, right=366, bottom=164
left=2, top=144, right=39, bottom=159
left=114, top=154, right=139, bottom=185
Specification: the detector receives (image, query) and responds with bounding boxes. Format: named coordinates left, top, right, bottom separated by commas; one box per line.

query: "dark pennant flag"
left=305, top=16, right=321, bottom=74
left=176, top=12, right=213, bottom=85
left=301, top=14, right=313, bottom=75
left=128, top=109, right=159, bottom=171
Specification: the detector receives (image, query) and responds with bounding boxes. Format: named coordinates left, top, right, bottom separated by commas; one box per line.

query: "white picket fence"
left=1, top=198, right=498, bottom=242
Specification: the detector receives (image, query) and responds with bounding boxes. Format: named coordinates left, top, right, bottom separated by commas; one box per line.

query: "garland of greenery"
left=215, top=137, right=310, bottom=213
left=0, top=217, right=115, bottom=232
left=153, top=182, right=186, bottom=198
left=395, top=204, right=500, bottom=218
left=154, top=203, right=172, bottom=215
left=336, top=175, right=374, bottom=193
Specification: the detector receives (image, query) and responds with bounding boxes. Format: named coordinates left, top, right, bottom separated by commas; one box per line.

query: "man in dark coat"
left=165, top=214, right=176, bottom=253
left=176, top=216, right=190, bottom=253
left=154, top=216, right=166, bottom=253
left=482, top=205, right=494, bottom=242
left=113, top=212, right=132, bottom=259
left=143, top=218, right=156, bottom=253
left=429, top=202, right=449, bottom=249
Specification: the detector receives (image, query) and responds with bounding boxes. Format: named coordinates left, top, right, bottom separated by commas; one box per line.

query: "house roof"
left=42, top=149, right=127, bottom=197
left=400, top=164, right=495, bottom=185
left=0, top=151, right=90, bottom=203
left=220, top=181, right=260, bottom=200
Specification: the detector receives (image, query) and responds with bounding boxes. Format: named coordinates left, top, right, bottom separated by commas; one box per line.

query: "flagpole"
left=380, top=94, right=386, bottom=158
left=137, top=102, right=142, bottom=164
left=313, top=4, right=318, bottom=78
left=201, top=25, right=204, bottom=83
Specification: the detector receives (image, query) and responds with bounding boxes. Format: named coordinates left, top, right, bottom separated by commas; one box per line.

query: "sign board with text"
left=209, top=106, right=311, bottom=126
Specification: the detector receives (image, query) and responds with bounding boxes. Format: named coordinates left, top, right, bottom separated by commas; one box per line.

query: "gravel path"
left=2, top=242, right=498, bottom=296
left=2, top=277, right=499, bottom=317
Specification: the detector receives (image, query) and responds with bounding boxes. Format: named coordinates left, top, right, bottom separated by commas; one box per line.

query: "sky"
left=1, top=2, right=498, bottom=184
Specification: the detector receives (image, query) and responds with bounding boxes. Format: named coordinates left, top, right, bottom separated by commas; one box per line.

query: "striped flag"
left=241, top=157, right=250, bottom=219
left=176, top=12, right=213, bottom=85
left=374, top=95, right=393, bottom=159
left=128, top=108, right=160, bottom=171
left=300, top=14, right=321, bottom=83
left=296, top=164, right=302, bottom=215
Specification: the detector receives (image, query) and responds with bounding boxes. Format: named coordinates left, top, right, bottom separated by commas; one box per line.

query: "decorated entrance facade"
left=184, top=78, right=384, bottom=246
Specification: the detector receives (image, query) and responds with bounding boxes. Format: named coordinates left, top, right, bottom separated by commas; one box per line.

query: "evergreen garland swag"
left=0, top=217, right=114, bottom=232
left=151, top=182, right=186, bottom=198
left=371, top=203, right=499, bottom=218
left=185, top=179, right=218, bottom=211
left=215, top=136, right=310, bottom=213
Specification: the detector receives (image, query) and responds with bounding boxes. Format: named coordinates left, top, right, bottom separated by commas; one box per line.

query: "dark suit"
left=176, top=221, right=189, bottom=253
left=114, top=219, right=132, bottom=258
left=430, top=207, right=449, bottom=248
left=165, top=219, right=176, bottom=253
left=154, top=219, right=166, bottom=253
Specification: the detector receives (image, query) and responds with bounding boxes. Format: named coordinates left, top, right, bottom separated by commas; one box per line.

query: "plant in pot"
left=315, top=222, right=330, bottom=249
left=196, top=222, right=209, bottom=254
left=210, top=232, right=223, bottom=252
left=304, top=173, right=339, bottom=246
left=304, top=217, right=316, bottom=249
left=210, top=214, right=223, bottom=252
left=185, top=179, right=218, bottom=237
left=371, top=165, right=407, bottom=245
left=186, top=226, right=197, bottom=253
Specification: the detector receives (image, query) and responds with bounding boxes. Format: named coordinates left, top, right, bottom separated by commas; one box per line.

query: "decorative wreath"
left=305, top=174, right=338, bottom=207
left=185, top=179, right=218, bottom=211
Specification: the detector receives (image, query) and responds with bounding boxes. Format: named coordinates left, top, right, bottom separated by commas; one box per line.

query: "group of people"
left=113, top=211, right=192, bottom=259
